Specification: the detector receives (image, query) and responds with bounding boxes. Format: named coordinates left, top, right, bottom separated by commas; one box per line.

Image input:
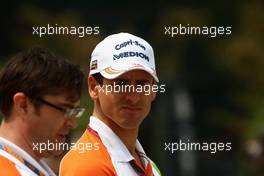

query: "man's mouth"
left=57, top=132, right=69, bottom=142
left=121, top=106, right=142, bottom=111
left=57, top=134, right=66, bottom=140
left=59, top=134, right=66, bottom=138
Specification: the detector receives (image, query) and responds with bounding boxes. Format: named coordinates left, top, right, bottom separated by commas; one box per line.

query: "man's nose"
left=65, top=117, right=78, bottom=129
left=124, top=86, right=141, bottom=104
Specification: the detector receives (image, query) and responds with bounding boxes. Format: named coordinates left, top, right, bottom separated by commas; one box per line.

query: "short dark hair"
left=0, top=47, right=84, bottom=118
left=92, top=73, right=104, bottom=86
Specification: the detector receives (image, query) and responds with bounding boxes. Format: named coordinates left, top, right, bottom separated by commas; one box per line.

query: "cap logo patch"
left=90, top=60, right=97, bottom=70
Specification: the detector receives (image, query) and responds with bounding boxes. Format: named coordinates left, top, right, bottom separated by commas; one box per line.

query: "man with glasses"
left=60, top=33, right=162, bottom=175
left=34, top=97, right=85, bottom=118
left=0, top=47, right=85, bottom=176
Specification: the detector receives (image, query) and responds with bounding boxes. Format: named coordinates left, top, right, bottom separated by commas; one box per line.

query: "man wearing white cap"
left=60, top=33, right=162, bottom=176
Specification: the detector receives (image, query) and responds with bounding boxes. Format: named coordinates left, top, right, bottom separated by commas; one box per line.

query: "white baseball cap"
left=89, top=32, right=159, bottom=82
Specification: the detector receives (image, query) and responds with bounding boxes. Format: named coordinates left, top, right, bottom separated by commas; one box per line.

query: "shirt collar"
left=89, top=116, right=148, bottom=163
left=0, top=136, right=56, bottom=176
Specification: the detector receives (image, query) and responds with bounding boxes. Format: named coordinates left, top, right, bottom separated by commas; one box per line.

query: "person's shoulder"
left=0, top=155, right=20, bottom=176
left=60, top=131, right=116, bottom=176
left=60, top=145, right=112, bottom=170
left=59, top=153, right=116, bottom=176
left=60, top=130, right=105, bottom=162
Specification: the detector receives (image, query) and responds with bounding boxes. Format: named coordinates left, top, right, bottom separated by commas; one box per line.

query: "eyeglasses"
left=35, top=97, right=85, bottom=118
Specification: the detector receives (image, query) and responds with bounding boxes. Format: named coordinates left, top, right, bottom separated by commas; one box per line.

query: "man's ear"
left=88, top=76, right=99, bottom=100
left=13, top=92, right=29, bottom=117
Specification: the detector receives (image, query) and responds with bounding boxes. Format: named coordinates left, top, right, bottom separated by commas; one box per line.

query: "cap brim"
left=100, top=63, right=159, bottom=82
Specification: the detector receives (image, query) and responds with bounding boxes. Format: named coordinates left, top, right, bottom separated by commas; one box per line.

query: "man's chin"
left=118, top=120, right=142, bottom=130
left=37, top=150, right=52, bottom=158
left=39, top=142, right=65, bottom=157
left=43, top=149, right=64, bottom=157
left=55, top=134, right=67, bottom=143
left=51, top=149, right=64, bottom=157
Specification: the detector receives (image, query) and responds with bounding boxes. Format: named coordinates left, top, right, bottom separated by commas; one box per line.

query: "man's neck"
left=93, top=111, right=139, bottom=158
left=116, top=127, right=142, bottom=165
left=0, top=120, right=41, bottom=161
left=111, top=122, right=138, bottom=154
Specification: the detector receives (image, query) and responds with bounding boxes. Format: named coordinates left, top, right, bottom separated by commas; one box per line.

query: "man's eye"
left=136, top=81, right=150, bottom=86
left=115, top=81, right=129, bottom=86
left=115, top=81, right=123, bottom=85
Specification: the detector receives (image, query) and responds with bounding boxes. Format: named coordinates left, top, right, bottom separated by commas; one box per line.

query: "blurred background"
left=0, top=0, right=264, bottom=175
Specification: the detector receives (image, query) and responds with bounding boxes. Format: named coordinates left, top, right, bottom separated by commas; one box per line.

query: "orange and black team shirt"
left=60, top=116, right=162, bottom=176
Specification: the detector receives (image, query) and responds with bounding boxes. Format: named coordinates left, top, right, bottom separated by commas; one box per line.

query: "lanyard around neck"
left=0, top=143, right=46, bottom=176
